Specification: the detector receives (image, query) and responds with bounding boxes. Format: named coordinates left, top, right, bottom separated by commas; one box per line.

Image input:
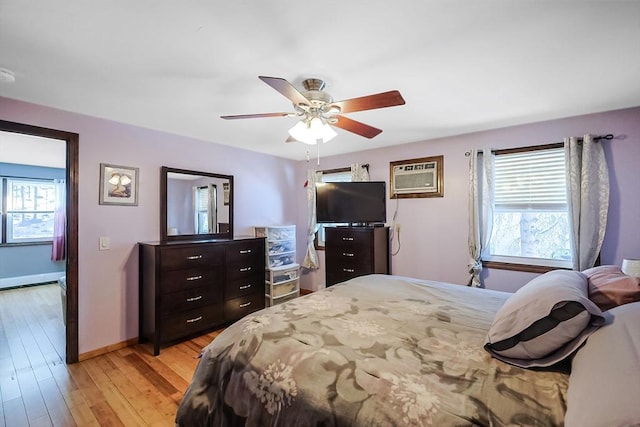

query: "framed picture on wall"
left=99, top=163, right=139, bottom=206
left=389, top=155, right=444, bottom=199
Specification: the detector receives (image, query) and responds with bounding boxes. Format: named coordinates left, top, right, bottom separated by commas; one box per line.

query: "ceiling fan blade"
left=285, top=136, right=297, bottom=143
left=220, top=112, right=291, bottom=120
left=330, top=90, right=405, bottom=114
left=258, top=76, right=310, bottom=106
left=332, top=115, right=382, bottom=139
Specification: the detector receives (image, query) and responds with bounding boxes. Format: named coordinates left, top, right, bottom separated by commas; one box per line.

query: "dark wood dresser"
left=325, top=226, right=390, bottom=287
left=138, top=237, right=265, bottom=355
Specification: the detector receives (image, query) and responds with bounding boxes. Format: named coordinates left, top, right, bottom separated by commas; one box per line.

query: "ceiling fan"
left=221, top=76, right=406, bottom=145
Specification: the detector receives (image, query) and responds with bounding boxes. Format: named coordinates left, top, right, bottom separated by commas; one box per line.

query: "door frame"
left=0, top=119, right=79, bottom=363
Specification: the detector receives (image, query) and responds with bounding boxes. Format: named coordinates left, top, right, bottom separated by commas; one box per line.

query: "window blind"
left=197, top=186, right=208, bottom=211
left=493, top=147, right=567, bottom=210
left=321, top=171, right=352, bottom=183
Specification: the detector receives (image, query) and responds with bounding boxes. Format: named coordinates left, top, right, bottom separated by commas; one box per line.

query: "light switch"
left=99, top=236, right=110, bottom=250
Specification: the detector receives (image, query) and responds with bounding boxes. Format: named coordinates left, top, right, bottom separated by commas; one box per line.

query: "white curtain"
left=565, top=134, right=609, bottom=271
left=350, top=163, right=370, bottom=182
left=468, top=150, right=493, bottom=287
left=51, top=179, right=66, bottom=261
left=302, top=170, right=323, bottom=269
left=192, top=186, right=199, bottom=233
left=207, top=184, right=217, bottom=233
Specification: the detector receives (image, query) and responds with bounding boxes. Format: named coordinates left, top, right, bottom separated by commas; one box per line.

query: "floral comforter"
left=176, top=274, right=569, bottom=426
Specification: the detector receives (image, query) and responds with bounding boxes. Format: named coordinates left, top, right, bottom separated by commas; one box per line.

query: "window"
left=195, top=184, right=217, bottom=234
left=195, top=186, right=210, bottom=234
left=484, top=145, right=572, bottom=269
left=315, top=168, right=352, bottom=249
left=1, top=178, right=56, bottom=243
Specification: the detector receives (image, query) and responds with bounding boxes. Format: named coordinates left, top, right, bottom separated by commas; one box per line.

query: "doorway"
left=0, top=120, right=79, bottom=363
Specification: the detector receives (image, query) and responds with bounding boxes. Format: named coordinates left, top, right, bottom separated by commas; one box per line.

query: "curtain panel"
left=51, top=179, right=66, bottom=261
left=565, top=134, right=610, bottom=271
left=302, top=170, right=323, bottom=269
left=467, top=150, right=493, bottom=287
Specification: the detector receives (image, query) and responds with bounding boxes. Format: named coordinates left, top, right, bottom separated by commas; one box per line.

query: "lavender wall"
left=297, top=107, right=640, bottom=293
left=2, top=94, right=638, bottom=356
left=0, top=97, right=299, bottom=355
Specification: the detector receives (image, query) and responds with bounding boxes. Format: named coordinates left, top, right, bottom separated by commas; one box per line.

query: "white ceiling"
left=1, top=1, right=639, bottom=161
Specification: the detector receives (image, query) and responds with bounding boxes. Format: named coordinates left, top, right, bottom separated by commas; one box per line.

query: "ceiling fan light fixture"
left=288, top=118, right=337, bottom=145
left=327, top=105, right=341, bottom=114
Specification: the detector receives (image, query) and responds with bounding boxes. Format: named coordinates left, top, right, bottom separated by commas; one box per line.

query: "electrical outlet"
left=99, top=236, right=110, bottom=250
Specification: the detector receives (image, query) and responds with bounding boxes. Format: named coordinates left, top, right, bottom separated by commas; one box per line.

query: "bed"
left=176, top=274, right=576, bottom=426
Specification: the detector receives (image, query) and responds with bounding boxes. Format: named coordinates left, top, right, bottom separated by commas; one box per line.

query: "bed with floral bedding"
left=176, top=274, right=570, bottom=426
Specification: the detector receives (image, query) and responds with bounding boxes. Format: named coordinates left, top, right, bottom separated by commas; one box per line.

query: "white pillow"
left=484, top=270, right=605, bottom=368
left=565, top=301, right=640, bottom=427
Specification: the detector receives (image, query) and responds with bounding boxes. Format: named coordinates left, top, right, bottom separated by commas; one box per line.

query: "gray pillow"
left=565, top=301, right=640, bottom=427
left=484, top=270, right=605, bottom=368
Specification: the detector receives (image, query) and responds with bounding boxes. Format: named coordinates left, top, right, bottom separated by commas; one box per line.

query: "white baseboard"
left=0, top=272, right=66, bottom=290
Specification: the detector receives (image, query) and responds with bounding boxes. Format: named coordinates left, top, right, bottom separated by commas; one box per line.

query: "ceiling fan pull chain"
left=317, top=139, right=321, bottom=166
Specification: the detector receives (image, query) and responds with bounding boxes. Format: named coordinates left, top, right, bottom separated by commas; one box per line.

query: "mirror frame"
left=160, top=166, right=234, bottom=242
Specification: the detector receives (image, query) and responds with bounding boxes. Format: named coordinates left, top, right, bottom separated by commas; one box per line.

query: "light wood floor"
left=0, top=284, right=220, bottom=426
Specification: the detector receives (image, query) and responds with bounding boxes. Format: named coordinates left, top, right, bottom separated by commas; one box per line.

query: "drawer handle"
left=186, top=255, right=203, bottom=260
left=239, top=284, right=252, bottom=290
left=343, top=268, right=355, bottom=273
left=186, top=275, right=203, bottom=281
left=186, top=316, right=203, bottom=323
left=239, top=249, right=252, bottom=254
left=239, top=301, right=252, bottom=308
left=186, top=295, right=203, bottom=302
left=342, top=237, right=354, bottom=241
left=239, top=267, right=252, bottom=272
left=342, top=252, right=355, bottom=257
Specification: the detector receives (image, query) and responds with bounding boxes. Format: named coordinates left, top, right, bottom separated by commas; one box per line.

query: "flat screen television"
left=315, top=181, right=386, bottom=225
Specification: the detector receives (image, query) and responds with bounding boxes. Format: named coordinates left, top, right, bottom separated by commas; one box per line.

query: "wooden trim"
left=493, top=142, right=563, bottom=156
left=0, top=119, right=80, bottom=364
left=300, top=288, right=313, bottom=295
left=483, top=260, right=570, bottom=274
left=79, top=337, right=139, bottom=361
left=320, top=166, right=350, bottom=175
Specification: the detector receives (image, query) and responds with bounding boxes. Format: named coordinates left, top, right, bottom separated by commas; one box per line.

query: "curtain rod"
left=464, top=134, right=615, bottom=157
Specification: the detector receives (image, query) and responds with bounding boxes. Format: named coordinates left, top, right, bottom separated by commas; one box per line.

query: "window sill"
left=482, top=260, right=571, bottom=274
left=0, top=241, right=53, bottom=248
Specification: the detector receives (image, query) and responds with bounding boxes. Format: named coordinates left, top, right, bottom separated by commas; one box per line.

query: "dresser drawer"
left=160, top=267, right=223, bottom=294
left=226, top=277, right=264, bottom=300
left=161, top=304, right=224, bottom=342
left=227, top=259, right=264, bottom=282
left=161, top=285, right=223, bottom=314
left=326, top=248, right=373, bottom=266
left=326, top=261, right=373, bottom=285
left=224, top=292, right=265, bottom=321
left=160, top=245, right=224, bottom=271
left=326, top=227, right=373, bottom=249
left=225, top=240, right=264, bottom=264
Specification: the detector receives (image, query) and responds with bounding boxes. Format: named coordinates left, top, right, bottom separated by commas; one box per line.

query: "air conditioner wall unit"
left=391, top=162, right=437, bottom=194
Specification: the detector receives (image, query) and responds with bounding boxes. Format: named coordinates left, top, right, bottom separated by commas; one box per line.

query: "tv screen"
left=315, top=181, right=386, bottom=224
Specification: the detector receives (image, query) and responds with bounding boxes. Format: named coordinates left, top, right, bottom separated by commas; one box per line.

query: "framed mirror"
left=160, top=166, right=233, bottom=242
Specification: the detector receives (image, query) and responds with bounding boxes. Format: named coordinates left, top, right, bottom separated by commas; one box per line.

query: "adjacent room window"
left=195, top=185, right=211, bottom=234
left=484, top=145, right=572, bottom=269
left=315, top=168, right=352, bottom=249
left=1, top=177, right=56, bottom=243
